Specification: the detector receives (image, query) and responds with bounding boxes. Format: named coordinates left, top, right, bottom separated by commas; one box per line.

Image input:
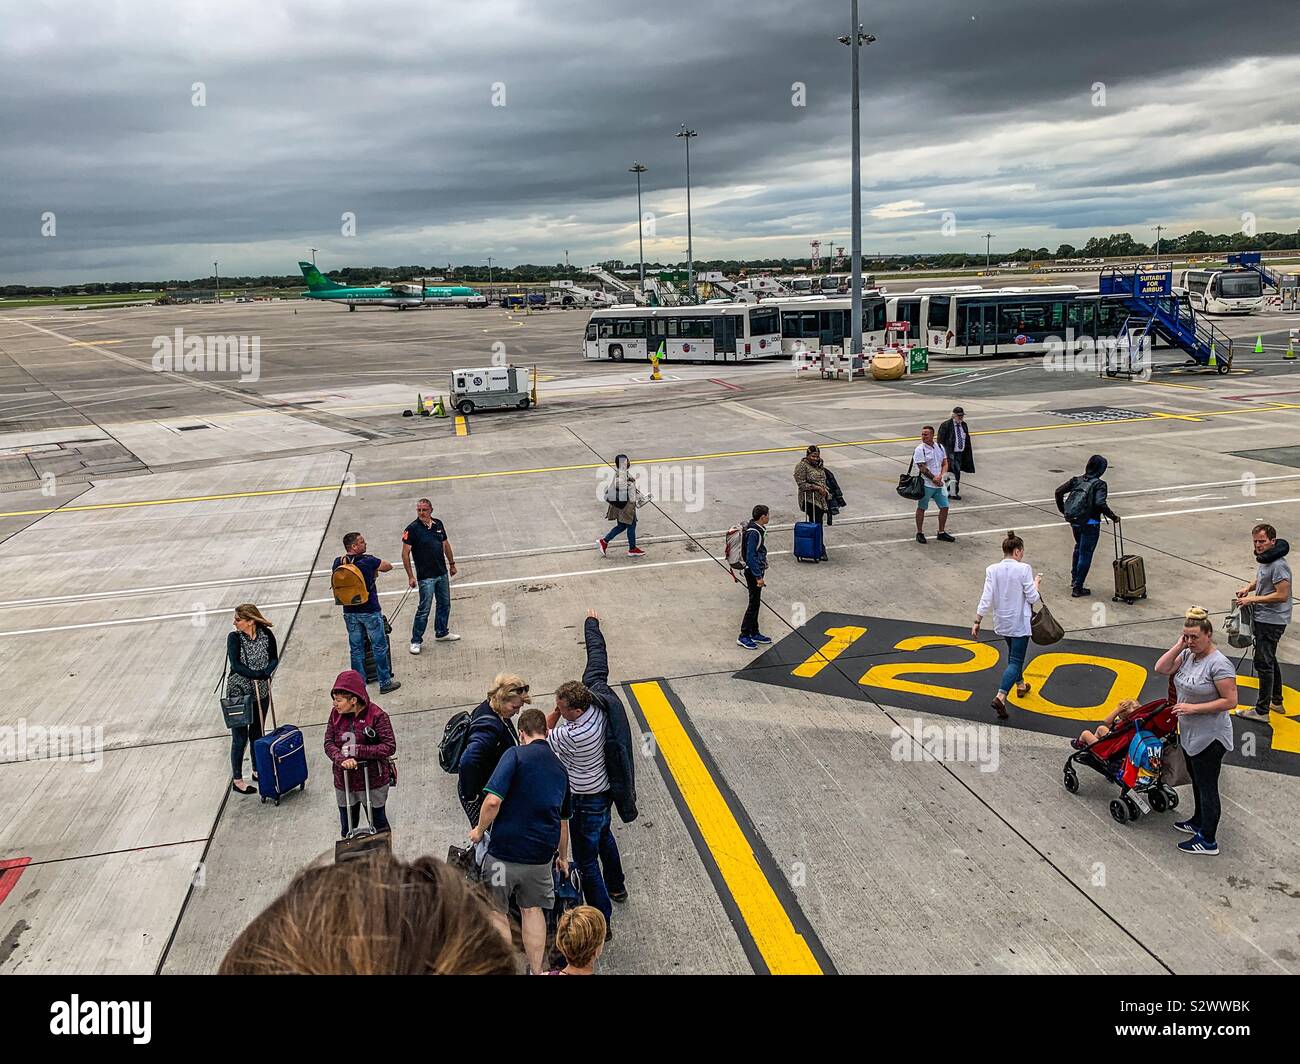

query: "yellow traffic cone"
left=1286, top=335, right=1296, bottom=360
left=432, top=395, right=447, bottom=418
left=416, top=391, right=429, bottom=416
left=1254, top=335, right=1264, bottom=354
left=1207, top=343, right=1217, bottom=368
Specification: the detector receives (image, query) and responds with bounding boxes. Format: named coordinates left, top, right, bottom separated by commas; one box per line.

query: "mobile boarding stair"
left=1227, top=251, right=1282, bottom=292
left=1099, top=264, right=1234, bottom=378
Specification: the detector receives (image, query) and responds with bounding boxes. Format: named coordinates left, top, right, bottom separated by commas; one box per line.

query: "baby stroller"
left=1062, top=697, right=1181, bottom=825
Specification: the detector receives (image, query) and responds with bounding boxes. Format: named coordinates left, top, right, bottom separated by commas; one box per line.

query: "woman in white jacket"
left=972, top=531, right=1042, bottom=719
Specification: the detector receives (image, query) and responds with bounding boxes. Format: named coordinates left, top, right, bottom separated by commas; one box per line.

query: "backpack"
left=438, top=710, right=473, bottom=773
left=331, top=556, right=369, bottom=607
left=724, top=523, right=746, bottom=571
left=1224, top=601, right=1254, bottom=649
left=1063, top=476, right=1096, bottom=523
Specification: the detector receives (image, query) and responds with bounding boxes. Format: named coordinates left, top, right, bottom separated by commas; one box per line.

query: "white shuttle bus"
left=582, top=303, right=782, bottom=361
left=770, top=294, right=888, bottom=354
left=1176, top=268, right=1265, bottom=314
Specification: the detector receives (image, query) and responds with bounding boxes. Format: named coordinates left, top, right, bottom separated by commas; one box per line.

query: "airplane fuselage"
left=304, top=288, right=488, bottom=309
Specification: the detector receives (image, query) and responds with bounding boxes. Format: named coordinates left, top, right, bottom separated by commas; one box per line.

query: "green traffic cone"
left=417, top=391, right=429, bottom=416
left=1287, top=336, right=1296, bottom=360
left=1254, top=335, right=1264, bottom=354
left=433, top=395, right=447, bottom=418
left=1207, top=343, right=1217, bottom=368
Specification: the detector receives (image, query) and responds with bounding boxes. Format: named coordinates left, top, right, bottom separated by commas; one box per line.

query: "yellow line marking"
left=454, top=415, right=468, bottom=437
left=629, top=680, right=823, bottom=975
left=68, top=339, right=126, bottom=347
left=2, top=401, right=1297, bottom=520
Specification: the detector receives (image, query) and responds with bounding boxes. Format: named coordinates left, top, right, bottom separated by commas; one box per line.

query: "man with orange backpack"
left=331, top=532, right=401, bottom=694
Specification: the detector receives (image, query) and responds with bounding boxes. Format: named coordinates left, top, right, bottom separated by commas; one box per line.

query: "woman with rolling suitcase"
left=324, top=670, right=397, bottom=837
left=225, top=604, right=279, bottom=796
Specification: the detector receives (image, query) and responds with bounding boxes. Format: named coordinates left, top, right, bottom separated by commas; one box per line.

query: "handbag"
left=1225, top=601, right=1253, bottom=649
left=1159, top=733, right=1192, bottom=788
left=1030, top=601, right=1064, bottom=645
left=216, top=657, right=253, bottom=729
left=895, top=459, right=925, bottom=501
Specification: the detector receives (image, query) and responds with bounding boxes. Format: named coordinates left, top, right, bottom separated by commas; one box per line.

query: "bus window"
left=895, top=299, right=921, bottom=338
left=599, top=321, right=613, bottom=339
left=585, top=323, right=597, bottom=341
left=749, top=307, right=779, bottom=336
left=782, top=312, right=803, bottom=338
left=1049, top=301, right=1065, bottom=330
left=927, top=296, right=950, bottom=330
left=717, top=315, right=738, bottom=353
left=1220, top=273, right=1262, bottom=299
left=1019, top=304, right=1048, bottom=334
left=870, top=301, right=887, bottom=332
left=666, top=319, right=679, bottom=337
left=615, top=319, right=645, bottom=338
left=1067, top=302, right=1095, bottom=336
left=800, top=312, right=818, bottom=337
left=1097, top=302, right=1124, bottom=332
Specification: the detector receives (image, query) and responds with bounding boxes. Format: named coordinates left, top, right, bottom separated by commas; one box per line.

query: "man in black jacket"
left=1054, top=454, right=1121, bottom=597
left=547, top=610, right=637, bottom=934
left=936, top=407, right=975, bottom=500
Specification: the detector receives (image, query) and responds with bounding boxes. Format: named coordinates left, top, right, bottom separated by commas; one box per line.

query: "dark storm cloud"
left=2, top=0, right=1299, bottom=282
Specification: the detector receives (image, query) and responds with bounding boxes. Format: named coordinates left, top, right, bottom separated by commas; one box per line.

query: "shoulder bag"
left=896, top=458, right=925, bottom=501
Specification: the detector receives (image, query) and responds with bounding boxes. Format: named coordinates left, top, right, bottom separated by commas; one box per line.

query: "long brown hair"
left=234, top=603, right=273, bottom=629
left=219, top=853, right=516, bottom=975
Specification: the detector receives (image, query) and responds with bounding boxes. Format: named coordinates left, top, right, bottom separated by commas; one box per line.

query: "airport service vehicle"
left=298, top=262, right=487, bottom=310
left=1175, top=268, right=1265, bottom=315
left=449, top=365, right=532, bottom=414
left=886, top=285, right=1135, bottom=356
left=582, top=303, right=782, bottom=361
left=770, top=294, right=889, bottom=354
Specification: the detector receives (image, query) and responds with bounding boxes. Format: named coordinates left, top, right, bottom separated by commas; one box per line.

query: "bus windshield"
left=1219, top=272, right=1262, bottom=299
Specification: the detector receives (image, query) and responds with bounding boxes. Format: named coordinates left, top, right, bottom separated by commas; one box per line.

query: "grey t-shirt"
left=1253, top=556, right=1292, bottom=626
left=1173, top=648, right=1235, bottom=756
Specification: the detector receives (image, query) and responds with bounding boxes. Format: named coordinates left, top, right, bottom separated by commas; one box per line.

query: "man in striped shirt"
left=548, top=676, right=626, bottom=935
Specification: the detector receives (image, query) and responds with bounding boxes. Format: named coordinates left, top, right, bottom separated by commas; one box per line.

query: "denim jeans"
left=412, top=574, right=451, bottom=643
left=605, top=520, right=637, bottom=549
left=1000, top=635, right=1030, bottom=695
left=740, top=570, right=763, bottom=638
left=569, top=791, right=625, bottom=923
left=1070, top=521, right=1101, bottom=589
left=344, top=611, right=392, bottom=686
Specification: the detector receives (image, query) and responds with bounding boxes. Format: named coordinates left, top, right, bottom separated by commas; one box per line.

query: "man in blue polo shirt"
left=470, top=707, right=571, bottom=976
left=332, top=531, right=400, bottom=694
left=401, top=497, right=459, bottom=654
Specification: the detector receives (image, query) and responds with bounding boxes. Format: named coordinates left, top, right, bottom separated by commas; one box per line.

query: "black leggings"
left=1185, top=740, right=1227, bottom=843
left=339, top=802, right=390, bottom=837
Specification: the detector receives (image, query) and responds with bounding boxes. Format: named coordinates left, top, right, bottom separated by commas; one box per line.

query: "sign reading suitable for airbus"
left=738, top=613, right=1300, bottom=777
left=1138, top=270, right=1172, bottom=296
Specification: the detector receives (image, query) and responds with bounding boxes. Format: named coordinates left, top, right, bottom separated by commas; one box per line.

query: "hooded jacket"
left=1054, top=455, right=1118, bottom=523
left=323, top=670, right=396, bottom=792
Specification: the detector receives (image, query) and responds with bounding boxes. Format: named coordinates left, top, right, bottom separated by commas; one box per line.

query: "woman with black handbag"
left=225, top=604, right=278, bottom=795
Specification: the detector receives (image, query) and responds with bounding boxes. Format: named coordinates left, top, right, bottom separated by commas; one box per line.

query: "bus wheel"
left=457, top=400, right=475, bottom=415
left=609, top=345, right=624, bottom=360
left=517, top=397, right=531, bottom=409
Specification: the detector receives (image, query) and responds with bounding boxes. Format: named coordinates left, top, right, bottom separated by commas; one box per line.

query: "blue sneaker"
left=1177, top=834, right=1219, bottom=856
left=751, top=633, right=773, bottom=645
left=737, top=636, right=758, bottom=650
left=1172, top=819, right=1198, bottom=835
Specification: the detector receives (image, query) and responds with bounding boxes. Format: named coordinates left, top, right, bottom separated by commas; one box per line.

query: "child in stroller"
left=1062, top=696, right=1182, bottom=825
left=1071, top=698, right=1140, bottom=749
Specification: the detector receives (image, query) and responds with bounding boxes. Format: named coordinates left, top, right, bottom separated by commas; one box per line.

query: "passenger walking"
left=457, top=673, right=527, bottom=826
left=1054, top=455, right=1120, bottom=598
left=226, top=604, right=279, bottom=795
left=470, top=707, right=572, bottom=976
left=323, top=670, right=397, bottom=839
left=972, top=531, right=1042, bottom=719
left=219, top=853, right=516, bottom=975
left=737, top=504, right=771, bottom=651
left=547, top=906, right=607, bottom=975
left=936, top=406, right=975, bottom=500
left=402, top=497, right=460, bottom=654
left=331, top=532, right=400, bottom=693
left=793, top=446, right=831, bottom=558
left=913, top=426, right=955, bottom=544
left=547, top=609, right=638, bottom=936
left=1153, top=607, right=1239, bottom=856
left=597, top=454, right=646, bottom=558
left=1235, top=523, right=1291, bottom=718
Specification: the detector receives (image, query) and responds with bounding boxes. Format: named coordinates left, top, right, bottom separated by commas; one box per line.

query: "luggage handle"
left=253, top=680, right=276, bottom=733
left=343, top=762, right=376, bottom=835
left=1113, top=518, right=1124, bottom=560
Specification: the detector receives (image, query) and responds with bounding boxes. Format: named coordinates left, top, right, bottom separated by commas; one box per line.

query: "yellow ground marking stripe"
left=67, top=339, right=126, bottom=347
left=2, top=401, right=1296, bottom=520
left=454, top=415, right=468, bottom=437
left=629, top=680, right=823, bottom=974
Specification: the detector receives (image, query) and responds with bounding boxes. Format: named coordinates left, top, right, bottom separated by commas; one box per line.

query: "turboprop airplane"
left=298, top=262, right=487, bottom=310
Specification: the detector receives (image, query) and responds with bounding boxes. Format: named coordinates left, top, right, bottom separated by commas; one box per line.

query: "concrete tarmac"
left=0, top=298, right=1297, bottom=974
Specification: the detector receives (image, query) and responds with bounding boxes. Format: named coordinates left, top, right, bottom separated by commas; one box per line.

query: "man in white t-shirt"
left=913, top=425, right=955, bottom=544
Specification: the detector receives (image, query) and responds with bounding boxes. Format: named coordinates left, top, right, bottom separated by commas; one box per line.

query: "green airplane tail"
left=298, top=261, right=344, bottom=291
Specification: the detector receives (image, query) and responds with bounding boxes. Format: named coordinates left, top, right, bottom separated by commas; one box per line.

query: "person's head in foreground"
left=550, top=905, right=607, bottom=975
left=219, top=852, right=516, bottom=975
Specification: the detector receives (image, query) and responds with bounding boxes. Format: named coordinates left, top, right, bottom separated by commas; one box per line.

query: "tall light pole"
left=486, top=256, right=494, bottom=285
left=838, top=11, right=875, bottom=359
left=310, top=247, right=317, bottom=266
left=676, top=125, right=697, bottom=301
left=983, top=233, right=995, bottom=272
left=1152, top=224, right=1165, bottom=261
left=213, top=260, right=220, bottom=303
left=629, top=162, right=648, bottom=292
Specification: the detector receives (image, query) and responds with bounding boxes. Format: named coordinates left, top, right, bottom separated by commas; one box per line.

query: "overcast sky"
left=3, top=0, right=1299, bottom=283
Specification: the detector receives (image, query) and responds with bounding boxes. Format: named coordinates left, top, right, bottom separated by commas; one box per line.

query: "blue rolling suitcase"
left=793, top=520, right=824, bottom=562
left=251, top=686, right=308, bottom=806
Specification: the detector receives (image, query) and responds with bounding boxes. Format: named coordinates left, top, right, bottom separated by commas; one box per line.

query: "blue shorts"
left=919, top=484, right=949, bottom=510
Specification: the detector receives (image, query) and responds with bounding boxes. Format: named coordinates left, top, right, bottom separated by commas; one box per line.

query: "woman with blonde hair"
left=1153, top=606, right=1238, bottom=856
left=457, top=673, right=530, bottom=825
left=225, top=604, right=278, bottom=795
left=547, top=905, right=607, bottom=975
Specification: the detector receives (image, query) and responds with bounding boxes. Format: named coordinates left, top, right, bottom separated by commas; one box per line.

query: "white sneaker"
left=409, top=642, right=421, bottom=655
left=436, top=633, right=462, bottom=642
